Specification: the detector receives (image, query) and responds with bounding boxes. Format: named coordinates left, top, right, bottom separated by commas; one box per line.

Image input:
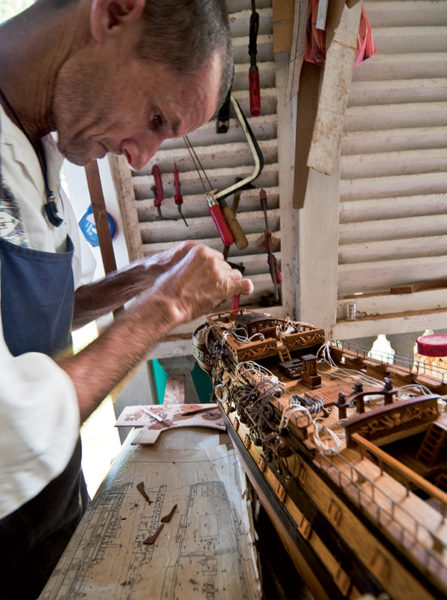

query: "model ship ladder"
left=277, top=343, right=292, bottom=363
left=416, top=422, right=447, bottom=467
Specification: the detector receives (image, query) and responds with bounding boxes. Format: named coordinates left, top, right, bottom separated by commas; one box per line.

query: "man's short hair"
left=135, top=0, right=233, bottom=112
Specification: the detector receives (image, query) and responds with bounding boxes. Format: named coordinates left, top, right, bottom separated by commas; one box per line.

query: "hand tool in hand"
left=260, top=189, right=281, bottom=302
left=231, top=294, right=240, bottom=312
left=151, top=165, right=164, bottom=219
left=173, top=162, right=188, bottom=226
left=249, top=0, right=261, bottom=116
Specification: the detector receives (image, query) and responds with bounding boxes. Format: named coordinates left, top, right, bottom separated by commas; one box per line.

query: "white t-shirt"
left=0, top=106, right=92, bottom=518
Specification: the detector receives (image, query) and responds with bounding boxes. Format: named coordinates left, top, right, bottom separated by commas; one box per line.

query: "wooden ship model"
left=192, top=309, right=447, bottom=600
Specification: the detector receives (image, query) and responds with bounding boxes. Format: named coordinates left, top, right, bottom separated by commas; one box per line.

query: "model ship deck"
left=193, top=309, right=447, bottom=600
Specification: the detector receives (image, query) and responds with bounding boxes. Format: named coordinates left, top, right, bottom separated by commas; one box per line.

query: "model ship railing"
left=315, top=446, right=447, bottom=577
left=343, top=396, right=440, bottom=445
left=352, top=433, right=447, bottom=510
left=332, top=340, right=447, bottom=384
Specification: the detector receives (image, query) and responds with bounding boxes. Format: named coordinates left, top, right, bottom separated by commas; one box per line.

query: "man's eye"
left=151, top=113, right=163, bottom=129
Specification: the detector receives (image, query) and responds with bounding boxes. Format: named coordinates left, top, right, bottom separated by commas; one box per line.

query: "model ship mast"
left=193, top=309, right=447, bottom=600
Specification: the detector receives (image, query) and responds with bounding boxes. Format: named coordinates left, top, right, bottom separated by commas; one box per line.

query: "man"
left=0, top=0, right=253, bottom=597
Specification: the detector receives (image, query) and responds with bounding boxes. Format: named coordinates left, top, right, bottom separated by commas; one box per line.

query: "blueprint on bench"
left=39, top=441, right=261, bottom=600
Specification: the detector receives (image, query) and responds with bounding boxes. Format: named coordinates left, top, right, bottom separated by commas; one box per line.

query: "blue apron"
left=0, top=237, right=89, bottom=599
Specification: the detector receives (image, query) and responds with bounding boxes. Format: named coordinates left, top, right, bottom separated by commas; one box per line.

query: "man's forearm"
left=64, top=242, right=253, bottom=423
left=60, top=292, right=176, bottom=422
left=73, top=265, right=148, bottom=329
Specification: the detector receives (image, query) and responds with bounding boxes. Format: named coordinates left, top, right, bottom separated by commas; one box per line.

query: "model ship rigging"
left=193, top=309, right=447, bottom=600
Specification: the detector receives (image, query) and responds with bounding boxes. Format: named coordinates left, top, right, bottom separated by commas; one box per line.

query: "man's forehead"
left=167, top=58, right=222, bottom=137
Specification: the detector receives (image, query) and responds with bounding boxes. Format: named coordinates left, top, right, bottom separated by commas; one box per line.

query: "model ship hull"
left=193, top=310, right=447, bottom=600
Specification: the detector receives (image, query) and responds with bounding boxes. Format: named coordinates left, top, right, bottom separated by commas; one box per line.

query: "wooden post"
left=84, top=160, right=123, bottom=319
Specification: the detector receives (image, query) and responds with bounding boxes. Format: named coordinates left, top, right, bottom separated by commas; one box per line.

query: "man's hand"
left=142, top=242, right=254, bottom=324
left=73, top=241, right=198, bottom=328
left=62, top=241, right=253, bottom=421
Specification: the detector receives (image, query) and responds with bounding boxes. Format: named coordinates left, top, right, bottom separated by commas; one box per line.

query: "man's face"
left=52, top=48, right=221, bottom=169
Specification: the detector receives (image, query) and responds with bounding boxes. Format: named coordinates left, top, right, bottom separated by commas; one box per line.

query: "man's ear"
left=90, top=0, right=145, bottom=42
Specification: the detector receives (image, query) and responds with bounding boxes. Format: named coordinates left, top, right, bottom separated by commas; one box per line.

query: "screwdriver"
left=173, top=162, right=188, bottom=226
left=260, top=189, right=281, bottom=301
left=249, top=0, right=261, bottom=117
left=151, top=165, right=163, bottom=219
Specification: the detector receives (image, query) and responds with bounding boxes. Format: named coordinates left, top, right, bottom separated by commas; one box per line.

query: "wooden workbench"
left=39, top=427, right=262, bottom=600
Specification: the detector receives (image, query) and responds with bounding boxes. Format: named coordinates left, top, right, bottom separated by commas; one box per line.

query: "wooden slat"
left=227, top=0, right=271, bottom=11
left=365, top=1, right=447, bottom=28
left=339, top=235, right=447, bottom=264
left=370, top=26, right=447, bottom=54
left=348, top=79, right=447, bottom=108
left=340, top=148, right=447, bottom=180
left=339, top=215, right=447, bottom=244
left=160, top=114, right=278, bottom=150
left=333, top=309, right=447, bottom=340
left=139, top=209, right=280, bottom=244
left=341, top=126, right=447, bottom=155
left=337, top=288, right=447, bottom=320
left=338, top=256, right=447, bottom=295
left=351, top=53, right=447, bottom=82
left=135, top=186, right=280, bottom=221
left=340, top=172, right=447, bottom=201
left=340, top=194, right=447, bottom=223
left=344, top=102, right=447, bottom=132
left=143, top=232, right=280, bottom=258
left=132, top=163, right=279, bottom=199
left=138, top=138, right=278, bottom=175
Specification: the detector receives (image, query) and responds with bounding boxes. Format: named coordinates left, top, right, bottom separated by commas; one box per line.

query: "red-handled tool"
left=260, top=189, right=281, bottom=301
left=207, top=193, right=234, bottom=247
left=151, top=165, right=163, bottom=219
left=173, top=163, right=188, bottom=227
left=231, top=294, right=240, bottom=313
left=249, top=0, right=261, bottom=116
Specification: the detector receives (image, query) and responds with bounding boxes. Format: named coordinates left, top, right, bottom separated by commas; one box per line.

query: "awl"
left=173, top=162, right=188, bottom=226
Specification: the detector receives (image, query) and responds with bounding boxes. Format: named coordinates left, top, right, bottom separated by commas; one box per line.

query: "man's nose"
left=121, top=135, right=164, bottom=171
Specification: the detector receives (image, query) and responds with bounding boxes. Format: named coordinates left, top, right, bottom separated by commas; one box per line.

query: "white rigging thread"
left=224, top=326, right=265, bottom=344
left=317, top=342, right=384, bottom=388
left=235, top=361, right=342, bottom=456
left=214, top=339, right=434, bottom=459
left=278, top=396, right=342, bottom=456
left=236, top=360, right=280, bottom=387
left=318, top=342, right=434, bottom=400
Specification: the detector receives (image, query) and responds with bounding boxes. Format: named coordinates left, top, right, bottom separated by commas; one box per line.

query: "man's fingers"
left=239, top=278, right=254, bottom=295
left=226, top=274, right=254, bottom=297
